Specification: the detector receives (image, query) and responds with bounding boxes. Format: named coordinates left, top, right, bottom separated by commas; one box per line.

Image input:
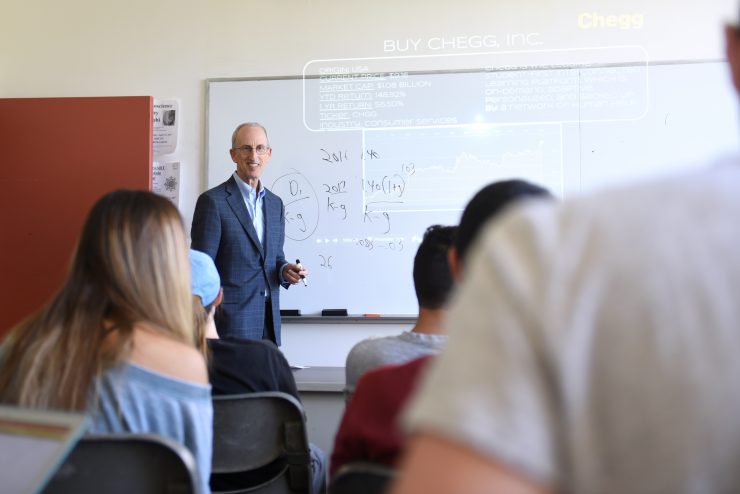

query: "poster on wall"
left=153, top=99, right=179, bottom=155
left=152, top=161, right=180, bottom=205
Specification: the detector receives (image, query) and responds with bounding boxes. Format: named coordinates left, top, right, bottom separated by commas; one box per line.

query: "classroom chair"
left=43, top=433, right=199, bottom=494
left=328, top=461, right=395, bottom=494
left=211, top=391, right=312, bottom=494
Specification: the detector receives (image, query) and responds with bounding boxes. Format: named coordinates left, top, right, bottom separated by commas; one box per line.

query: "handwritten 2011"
left=320, top=148, right=380, bottom=164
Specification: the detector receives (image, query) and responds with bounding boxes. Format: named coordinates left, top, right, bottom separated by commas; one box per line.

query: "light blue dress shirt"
left=233, top=172, right=265, bottom=246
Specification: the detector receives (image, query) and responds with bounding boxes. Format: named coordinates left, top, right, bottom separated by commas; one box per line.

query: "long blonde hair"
left=192, top=295, right=210, bottom=361
left=0, top=190, right=194, bottom=410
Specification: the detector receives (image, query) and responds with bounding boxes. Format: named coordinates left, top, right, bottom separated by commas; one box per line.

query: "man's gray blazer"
left=191, top=175, right=289, bottom=344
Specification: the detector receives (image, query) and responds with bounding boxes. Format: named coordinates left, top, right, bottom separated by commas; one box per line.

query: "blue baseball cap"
left=189, top=249, right=221, bottom=307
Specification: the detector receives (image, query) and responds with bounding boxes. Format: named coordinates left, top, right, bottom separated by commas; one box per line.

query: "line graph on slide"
left=361, top=123, right=563, bottom=213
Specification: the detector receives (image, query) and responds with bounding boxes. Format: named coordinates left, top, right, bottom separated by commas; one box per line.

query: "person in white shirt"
left=390, top=17, right=740, bottom=494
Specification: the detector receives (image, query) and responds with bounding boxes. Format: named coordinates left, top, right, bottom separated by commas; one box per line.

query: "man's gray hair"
left=231, top=122, right=270, bottom=148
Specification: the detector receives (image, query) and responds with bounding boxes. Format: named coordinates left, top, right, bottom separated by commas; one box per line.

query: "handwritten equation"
left=270, top=146, right=418, bottom=273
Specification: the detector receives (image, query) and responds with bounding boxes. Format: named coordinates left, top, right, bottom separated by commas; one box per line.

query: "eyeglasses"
left=233, top=144, right=270, bottom=156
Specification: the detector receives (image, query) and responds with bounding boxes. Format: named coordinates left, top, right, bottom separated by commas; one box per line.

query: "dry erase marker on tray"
left=296, top=259, right=308, bottom=286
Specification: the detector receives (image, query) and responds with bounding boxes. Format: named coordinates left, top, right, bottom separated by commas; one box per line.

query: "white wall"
left=281, top=321, right=413, bottom=367
left=2, top=0, right=735, bottom=364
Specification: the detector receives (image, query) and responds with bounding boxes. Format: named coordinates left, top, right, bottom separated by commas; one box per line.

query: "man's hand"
left=283, top=262, right=308, bottom=285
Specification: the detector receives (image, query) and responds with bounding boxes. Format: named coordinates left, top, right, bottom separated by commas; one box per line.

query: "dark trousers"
left=262, top=299, right=276, bottom=344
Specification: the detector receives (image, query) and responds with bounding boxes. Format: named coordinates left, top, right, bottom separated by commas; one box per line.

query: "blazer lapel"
left=225, top=176, right=264, bottom=258
left=262, top=191, right=278, bottom=261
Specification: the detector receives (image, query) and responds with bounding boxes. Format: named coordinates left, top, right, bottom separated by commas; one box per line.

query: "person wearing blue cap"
left=189, top=248, right=224, bottom=356
left=189, top=249, right=326, bottom=494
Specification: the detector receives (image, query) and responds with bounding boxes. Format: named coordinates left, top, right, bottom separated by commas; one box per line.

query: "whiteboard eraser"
left=321, top=309, right=348, bottom=316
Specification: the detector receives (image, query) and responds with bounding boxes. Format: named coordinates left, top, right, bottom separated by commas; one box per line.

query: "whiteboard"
left=206, top=59, right=739, bottom=316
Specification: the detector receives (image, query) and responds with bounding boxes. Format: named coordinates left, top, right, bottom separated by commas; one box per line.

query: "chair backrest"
left=211, top=391, right=311, bottom=493
left=42, top=433, right=198, bottom=494
left=329, top=461, right=395, bottom=494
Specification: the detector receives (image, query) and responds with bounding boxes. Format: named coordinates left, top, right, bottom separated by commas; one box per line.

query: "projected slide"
left=361, top=124, right=563, bottom=213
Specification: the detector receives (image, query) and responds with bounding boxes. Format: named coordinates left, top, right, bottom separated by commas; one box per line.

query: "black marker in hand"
left=296, top=259, right=308, bottom=286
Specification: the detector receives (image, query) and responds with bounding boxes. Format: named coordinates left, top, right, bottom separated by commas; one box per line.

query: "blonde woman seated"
left=0, top=190, right=213, bottom=494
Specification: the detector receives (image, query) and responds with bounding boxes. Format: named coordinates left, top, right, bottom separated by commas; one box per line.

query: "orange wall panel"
left=0, top=96, right=152, bottom=336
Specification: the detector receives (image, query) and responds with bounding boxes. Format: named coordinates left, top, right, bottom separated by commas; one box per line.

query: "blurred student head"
left=413, top=225, right=457, bottom=310
left=450, top=179, right=553, bottom=279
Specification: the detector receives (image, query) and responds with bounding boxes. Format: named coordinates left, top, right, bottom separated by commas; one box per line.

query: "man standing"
left=191, top=122, right=305, bottom=345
